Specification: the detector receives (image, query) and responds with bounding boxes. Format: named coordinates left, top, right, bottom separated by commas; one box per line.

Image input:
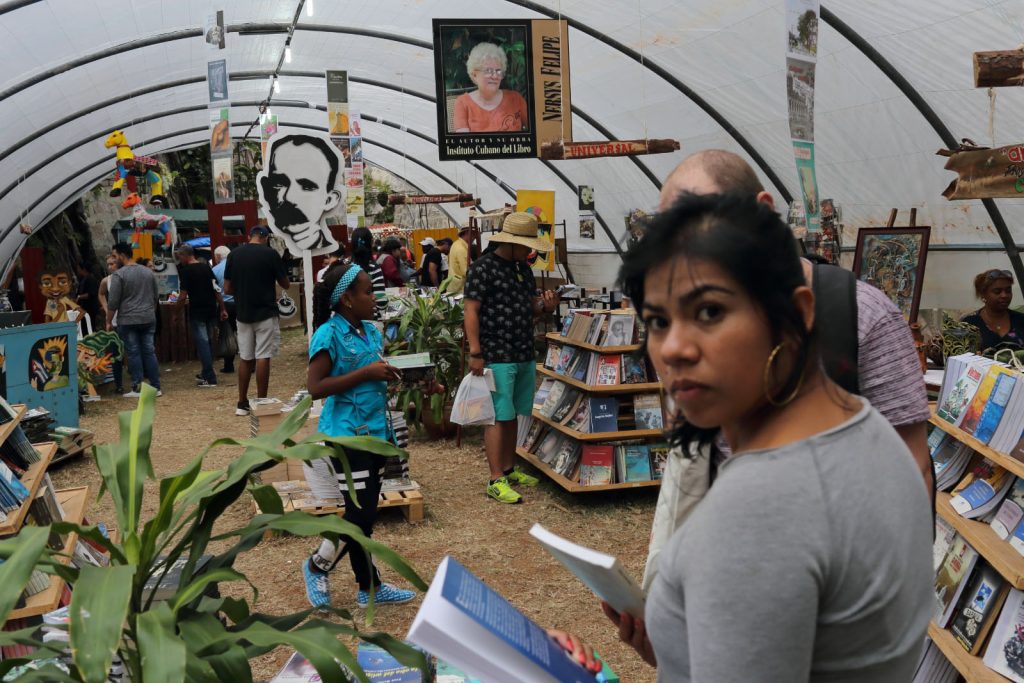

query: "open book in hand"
left=529, top=523, right=645, bottom=619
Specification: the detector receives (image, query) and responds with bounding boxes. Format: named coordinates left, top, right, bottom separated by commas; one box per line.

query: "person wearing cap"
left=464, top=212, right=558, bottom=504
left=421, top=237, right=450, bottom=289
left=175, top=244, right=227, bottom=388
left=444, top=225, right=477, bottom=295
left=224, top=225, right=291, bottom=416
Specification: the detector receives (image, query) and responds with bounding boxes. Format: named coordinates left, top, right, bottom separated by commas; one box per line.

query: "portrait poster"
left=516, top=189, right=555, bottom=271
left=793, top=141, right=820, bottom=232
left=851, top=226, right=931, bottom=322
left=29, top=335, right=70, bottom=392
left=579, top=214, right=595, bottom=239
left=205, top=10, right=225, bottom=50
left=209, top=107, right=231, bottom=154
left=207, top=59, right=228, bottom=103
left=349, top=109, right=362, bottom=137
left=212, top=155, right=234, bottom=204
left=256, top=131, right=344, bottom=256
left=433, top=18, right=571, bottom=161
left=578, top=185, right=594, bottom=211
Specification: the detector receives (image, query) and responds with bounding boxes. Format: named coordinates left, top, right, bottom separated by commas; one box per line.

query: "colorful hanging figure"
left=104, top=130, right=167, bottom=206
left=39, top=270, right=81, bottom=323
left=77, top=330, right=124, bottom=398
left=122, top=193, right=174, bottom=247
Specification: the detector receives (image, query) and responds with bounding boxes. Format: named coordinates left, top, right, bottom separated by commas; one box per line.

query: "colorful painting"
left=852, top=226, right=931, bottom=322
left=515, top=189, right=555, bottom=271
left=29, top=335, right=70, bottom=392
left=76, top=331, right=124, bottom=393
left=39, top=270, right=81, bottom=323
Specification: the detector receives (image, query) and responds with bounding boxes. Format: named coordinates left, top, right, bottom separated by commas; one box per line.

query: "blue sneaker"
left=356, top=583, right=415, bottom=608
left=303, top=560, right=330, bottom=610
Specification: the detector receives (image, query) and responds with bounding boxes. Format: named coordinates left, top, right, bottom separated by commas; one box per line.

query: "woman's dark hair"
left=619, top=192, right=813, bottom=452
left=974, top=269, right=1014, bottom=299
left=312, top=262, right=354, bottom=330
left=382, top=237, right=402, bottom=254
left=350, top=227, right=374, bottom=269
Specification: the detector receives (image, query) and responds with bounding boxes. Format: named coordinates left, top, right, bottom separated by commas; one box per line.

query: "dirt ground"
left=50, top=328, right=658, bottom=682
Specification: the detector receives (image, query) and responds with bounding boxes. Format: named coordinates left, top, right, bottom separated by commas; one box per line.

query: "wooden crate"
left=255, top=481, right=425, bottom=534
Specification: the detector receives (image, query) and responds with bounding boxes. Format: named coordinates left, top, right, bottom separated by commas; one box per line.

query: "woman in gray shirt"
left=614, top=194, right=933, bottom=681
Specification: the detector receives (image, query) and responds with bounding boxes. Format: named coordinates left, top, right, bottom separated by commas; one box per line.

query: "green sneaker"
left=487, top=477, right=522, bottom=504
left=507, top=466, right=539, bottom=487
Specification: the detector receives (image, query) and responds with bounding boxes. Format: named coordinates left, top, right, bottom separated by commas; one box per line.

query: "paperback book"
left=992, top=478, right=1024, bottom=539
left=950, top=562, right=1008, bottom=654
left=950, top=461, right=1014, bottom=519
left=983, top=587, right=1024, bottom=682
left=934, top=534, right=980, bottom=627
left=633, top=394, right=664, bottom=430
left=579, top=445, right=614, bottom=486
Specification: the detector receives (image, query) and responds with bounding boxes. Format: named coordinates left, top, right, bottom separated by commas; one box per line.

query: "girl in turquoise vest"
left=302, top=262, right=415, bottom=609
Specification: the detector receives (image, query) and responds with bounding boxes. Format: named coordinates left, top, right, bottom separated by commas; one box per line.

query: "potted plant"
left=0, top=386, right=428, bottom=682
left=386, top=290, right=465, bottom=438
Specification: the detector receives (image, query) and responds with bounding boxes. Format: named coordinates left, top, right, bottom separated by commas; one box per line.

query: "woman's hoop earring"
left=763, top=343, right=805, bottom=408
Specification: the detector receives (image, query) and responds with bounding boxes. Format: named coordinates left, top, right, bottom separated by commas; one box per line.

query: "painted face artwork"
left=40, top=271, right=71, bottom=300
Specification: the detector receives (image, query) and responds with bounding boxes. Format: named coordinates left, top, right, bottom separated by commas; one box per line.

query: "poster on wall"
left=205, top=10, right=225, bottom=50
left=579, top=214, right=595, bottom=239
left=257, top=131, right=343, bottom=255
left=432, top=18, right=571, bottom=161
left=578, top=185, right=594, bottom=211
left=326, top=70, right=349, bottom=136
left=516, top=189, right=555, bottom=271
left=852, top=227, right=930, bottom=322
left=29, top=335, right=70, bottom=392
left=208, top=59, right=229, bottom=103
left=212, top=156, right=234, bottom=204
left=209, top=108, right=231, bottom=154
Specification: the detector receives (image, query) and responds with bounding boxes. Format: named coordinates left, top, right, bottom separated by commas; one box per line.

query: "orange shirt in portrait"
left=453, top=90, right=528, bottom=132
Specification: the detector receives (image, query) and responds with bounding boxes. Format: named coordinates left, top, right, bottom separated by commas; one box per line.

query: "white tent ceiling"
left=2, top=0, right=1024, bottom=279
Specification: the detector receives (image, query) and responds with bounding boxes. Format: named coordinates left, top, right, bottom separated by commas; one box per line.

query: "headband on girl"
left=329, top=264, right=363, bottom=308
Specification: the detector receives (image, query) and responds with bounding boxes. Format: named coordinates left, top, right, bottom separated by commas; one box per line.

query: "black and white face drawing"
left=257, top=132, right=344, bottom=256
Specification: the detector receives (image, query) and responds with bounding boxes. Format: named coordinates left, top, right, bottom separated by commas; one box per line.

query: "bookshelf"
left=0, top=442, right=56, bottom=537
left=536, top=365, right=661, bottom=395
left=9, top=486, right=89, bottom=620
left=531, top=410, right=664, bottom=442
left=0, top=404, right=26, bottom=448
left=929, top=409, right=1024, bottom=679
left=543, top=332, right=641, bottom=355
left=516, top=448, right=661, bottom=493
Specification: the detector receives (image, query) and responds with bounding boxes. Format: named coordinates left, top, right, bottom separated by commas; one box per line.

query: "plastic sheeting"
left=2, top=0, right=1024, bottom=279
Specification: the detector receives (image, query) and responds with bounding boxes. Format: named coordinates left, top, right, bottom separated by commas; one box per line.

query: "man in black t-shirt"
left=74, top=261, right=100, bottom=326
left=464, top=212, right=558, bottom=504
left=422, top=239, right=450, bottom=288
left=224, top=226, right=290, bottom=416
left=175, top=245, right=227, bottom=388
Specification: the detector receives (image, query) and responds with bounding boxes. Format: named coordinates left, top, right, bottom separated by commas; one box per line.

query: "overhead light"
left=306, top=0, right=313, bottom=17
left=273, top=77, right=281, bottom=94
left=285, top=46, right=292, bottom=63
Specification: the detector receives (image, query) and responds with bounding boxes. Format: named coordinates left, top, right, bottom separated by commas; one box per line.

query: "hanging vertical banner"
left=205, top=14, right=233, bottom=205
left=205, top=11, right=225, bottom=50
left=785, top=0, right=820, bottom=232
left=326, top=70, right=349, bottom=136
left=432, top=18, right=571, bottom=161
left=515, top=189, right=556, bottom=271
left=326, top=70, right=363, bottom=230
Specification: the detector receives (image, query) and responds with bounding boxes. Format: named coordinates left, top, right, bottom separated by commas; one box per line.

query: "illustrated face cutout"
left=40, top=271, right=72, bottom=300
left=256, top=132, right=343, bottom=256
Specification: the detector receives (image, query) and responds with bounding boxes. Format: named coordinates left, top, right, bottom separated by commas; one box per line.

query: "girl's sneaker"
left=303, top=559, right=330, bottom=610
left=357, top=583, right=415, bottom=607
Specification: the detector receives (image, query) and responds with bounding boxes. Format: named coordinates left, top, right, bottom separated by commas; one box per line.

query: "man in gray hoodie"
left=106, top=242, right=162, bottom=397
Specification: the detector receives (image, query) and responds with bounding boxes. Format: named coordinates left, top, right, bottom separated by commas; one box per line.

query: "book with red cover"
left=579, top=445, right=614, bottom=486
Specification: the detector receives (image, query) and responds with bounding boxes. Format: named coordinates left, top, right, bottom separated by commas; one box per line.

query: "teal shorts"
left=489, top=361, right=536, bottom=421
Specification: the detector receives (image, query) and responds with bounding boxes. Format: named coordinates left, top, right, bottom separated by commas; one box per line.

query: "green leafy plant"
left=0, top=386, right=428, bottom=682
left=387, top=291, right=465, bottom=430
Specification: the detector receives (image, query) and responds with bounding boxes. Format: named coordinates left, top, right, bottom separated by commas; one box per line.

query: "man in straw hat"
left=444, top=224, right=477, bottom=294
left=464, top=212, right=558, bottom=503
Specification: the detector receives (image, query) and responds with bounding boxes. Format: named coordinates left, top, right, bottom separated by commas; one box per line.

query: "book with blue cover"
left=588, top=397, right=619, bottom=433
left=974, top=368, right=1017, bottom=443
left=620, top=444, right=652, bottom=482
left=407, top=556, right=594, bottom=683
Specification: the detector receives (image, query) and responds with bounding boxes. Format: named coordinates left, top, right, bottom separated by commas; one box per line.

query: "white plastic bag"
left=450, top=371, right=496, bottom=426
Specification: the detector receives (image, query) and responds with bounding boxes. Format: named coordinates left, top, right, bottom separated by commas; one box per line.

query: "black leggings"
left=308, top=447, right=385, bottom=591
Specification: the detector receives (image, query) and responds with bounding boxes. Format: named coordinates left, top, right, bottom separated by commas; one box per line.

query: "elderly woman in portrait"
left=453, top=42, right=529, bottom=133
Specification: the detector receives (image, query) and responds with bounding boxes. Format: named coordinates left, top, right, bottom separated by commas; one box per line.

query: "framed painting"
left=851, top=226, right=931, bottom=322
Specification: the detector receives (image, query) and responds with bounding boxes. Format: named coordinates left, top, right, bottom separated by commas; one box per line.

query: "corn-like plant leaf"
left=0, top=664, right=78, bottom=682
left=140, top=454, right=204, bottom=565
left=170, top=567, right=251, bottom=614
left=118, top=383, right=158, bottom=537
left=204, top=643, right=252, bottom=682
left=248, top=484, right=283, bottom=516
left=0, top=526, right=48, bottom=621
left=350, top=630, right=431, bottom=675
left=313, top=434, right=408, bottom=459
left=70, top=564, right=134, bottom=683
left=203, top=621, right=358, bottom=683
left=137, top=602, right=186, bottom=683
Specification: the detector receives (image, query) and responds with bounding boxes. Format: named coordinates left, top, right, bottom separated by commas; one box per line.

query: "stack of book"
left=18, top=406, right=54, bottom=443
left=543, top=344, right=650, bottom=386
left=0, top=458, right=31, bottom=518
left=48, top=426, right=94, bottom=459
left=936, top=353, right=1024, bottom=453
left=26, top=477, right=66, bottom=551
left=929, top=432, right=973, bottom=490
left=558, top=310, right=637, bottom=347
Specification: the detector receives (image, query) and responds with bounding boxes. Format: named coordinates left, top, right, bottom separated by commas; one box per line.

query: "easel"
left=882, top=207, right=928, bottom=372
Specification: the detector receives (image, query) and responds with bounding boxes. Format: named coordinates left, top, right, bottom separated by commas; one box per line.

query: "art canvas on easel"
left=852, top=226, right=930, bottom=322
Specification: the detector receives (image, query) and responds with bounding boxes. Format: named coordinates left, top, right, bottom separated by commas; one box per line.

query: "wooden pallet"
left=254, top=480, right=425, bottom=526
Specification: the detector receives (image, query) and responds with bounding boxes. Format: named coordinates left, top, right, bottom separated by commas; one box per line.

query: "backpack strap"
left=812, top=262, right=860, bottom=394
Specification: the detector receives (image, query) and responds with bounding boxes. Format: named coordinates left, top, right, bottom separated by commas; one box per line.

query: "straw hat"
left=489, top=212, right=552, bottom=252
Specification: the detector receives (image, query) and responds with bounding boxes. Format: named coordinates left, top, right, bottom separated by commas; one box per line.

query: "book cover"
left=588, top=397, right=619, bottom=434
left=551, top=440, right=581, bottom=477
left=951, top=563, right=1009, bottom=654
left=554, top=347, right=577, bottom=375
left=407, top=556, right=595, bottom=683
left=938, top=363, right=986, bottom=426
left=603, top=314, right=634, bottom=347
left=435, top=660, right=484, bottom=683
left=551, top=388, right=582, bottom=424
left=560, top=311, right=575, bottom=336
left=533, top=378, right=555, bottom=412
left=558, top=393, right=586, bottom=426
left=521, top=419, right=545, bottom=452
left=622, top=445, right=652, bottom=482
left=352, top=642, right=425, bottom=682
left=620, top=355, right=647, bottom=384
left=544, top=344, right=560, bottom=370
left=633, top=394, right=664, bottom=430
left=961, top=365, right=1004, bottom=435
left=648, top=444, right=669, bottom=480
left=934, top=535, right=980, bottom=627
left=579, top=445, right=614, bottom=486
left=539, top=382, right=568, bottom=418
left=976, top=368, right=1019, bottom=444
left=570, top=352, right=593, bottom=383
left=564, top=399, right=590, bottom=433
left=951, top=461, right=1013, bottom=518
left=535, top=432, right=562, bottom=465
left=992, top=478, right=1024, bottom=539
left=596, top=355, right=621, bottom=385
left=982, top=587, right=1024, bottom=682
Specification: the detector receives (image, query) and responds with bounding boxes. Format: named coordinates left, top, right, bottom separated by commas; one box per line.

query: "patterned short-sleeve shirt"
left=464, top=252, right=536, bottom=363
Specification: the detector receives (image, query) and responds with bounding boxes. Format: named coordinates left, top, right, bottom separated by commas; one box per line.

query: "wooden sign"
left=974, top=49, right=1024, bottom=87
left=540, top=138, right=679, bottom=160
left=938, top=142, right=1024, bottom=200
left=386, top=193, right=475, bottom=206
